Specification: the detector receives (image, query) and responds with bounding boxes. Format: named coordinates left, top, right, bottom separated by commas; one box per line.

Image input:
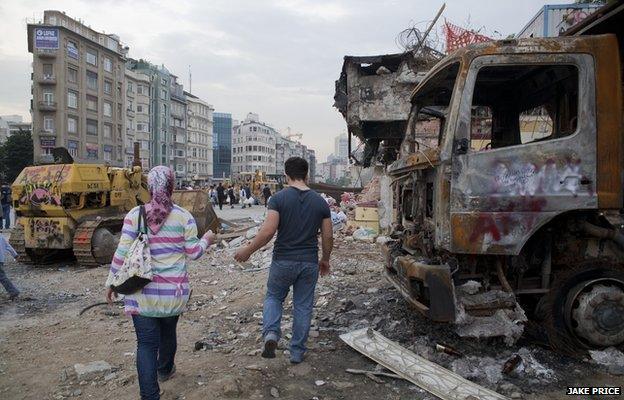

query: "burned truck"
left=336, top=26, right=624, bottom=348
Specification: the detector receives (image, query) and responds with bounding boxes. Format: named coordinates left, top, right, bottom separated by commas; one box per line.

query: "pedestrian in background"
left=240, top=186, right=248, bottom=209
left=227, top=186, right=235, bottom=209
left=0, top=234, right=19, bottom=300
left=216, top=183, right=225, bottom=211
left=1, top=184, right=11, bottom=230
left=106, top=166, right=215, bottom=400
left=262, top=184, right=272, bottom=207
left=235, top=157, right=333, bottom=364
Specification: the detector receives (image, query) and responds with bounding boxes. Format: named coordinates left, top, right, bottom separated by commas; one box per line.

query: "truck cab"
left=382, top=34, right=624, bottom=349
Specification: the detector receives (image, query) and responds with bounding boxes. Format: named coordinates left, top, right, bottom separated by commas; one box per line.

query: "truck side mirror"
left=454, top=138, right=469, bottom=155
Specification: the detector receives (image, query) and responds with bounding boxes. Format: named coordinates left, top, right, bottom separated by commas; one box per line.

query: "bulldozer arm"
left=172, top=190, right=220, bottom=236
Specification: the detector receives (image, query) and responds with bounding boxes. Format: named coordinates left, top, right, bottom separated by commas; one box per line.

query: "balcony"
left=38, top=128, right=55, bottom=136
left=126, top=108, right=135, bottom=118
left=36, top=49, right=57, bottom=58
left=37, top=101, right=57, bottom=111
left=37, top=75, right=56, bottom=85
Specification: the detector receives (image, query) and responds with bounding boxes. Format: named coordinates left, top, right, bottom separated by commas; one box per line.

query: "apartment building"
left=231, top=113, right=277, bottom=175
left=170, top=76, right=187, bottom=185
left=275, top=135, right=316, bottom=182
left=185, top=92, right=214, bottom=185
left=0, top=115, right=31, bottom=143
left=124, top=69, right=150, bottom=168
left=27, top=10, right=127, bottom=165
left=213, top=112, right=232, bottom=179
left=127, top=59, right=171, bottom=168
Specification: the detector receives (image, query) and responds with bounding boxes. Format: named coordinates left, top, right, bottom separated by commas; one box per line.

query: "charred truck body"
left=335, top=6, right=624, bottom=350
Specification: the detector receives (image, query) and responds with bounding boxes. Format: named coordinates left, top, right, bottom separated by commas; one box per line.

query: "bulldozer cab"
left=394, top=34, right=623, bottom=256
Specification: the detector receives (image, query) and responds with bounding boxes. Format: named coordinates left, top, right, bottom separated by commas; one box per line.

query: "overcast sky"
left=0, top=0, right=573, bottom=160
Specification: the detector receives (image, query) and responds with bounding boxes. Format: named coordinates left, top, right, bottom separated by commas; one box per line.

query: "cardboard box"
left=355, top=207, right=379, bottom=222
left=347, top=219, right=380, bottom=233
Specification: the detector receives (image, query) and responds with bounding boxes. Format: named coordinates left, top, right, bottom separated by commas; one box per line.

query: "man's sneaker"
left=261, top=334, right=278, bottom=359
left=289, top=353, right=304, bottom=364
left=158, top=364, right=176, bottom=383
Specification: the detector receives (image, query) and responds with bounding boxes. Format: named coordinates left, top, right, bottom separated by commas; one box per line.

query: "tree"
left=0, top=129, right=34, bottom=184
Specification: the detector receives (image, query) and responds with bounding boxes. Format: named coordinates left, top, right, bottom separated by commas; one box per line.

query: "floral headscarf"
left=145, top=166, right=174, bottom=234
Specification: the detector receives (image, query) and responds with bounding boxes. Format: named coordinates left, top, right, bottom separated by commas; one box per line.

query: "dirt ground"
left=0, top=211, right=623, bottom=399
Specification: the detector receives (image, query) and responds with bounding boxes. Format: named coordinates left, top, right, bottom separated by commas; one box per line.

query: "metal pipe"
left=581, top=221, right=624, bottom=250
left=496, top=257, right=513, bottom=293
left=132, top=142, right=141, bottom=168
left=541, top=233, right=552, bottom=290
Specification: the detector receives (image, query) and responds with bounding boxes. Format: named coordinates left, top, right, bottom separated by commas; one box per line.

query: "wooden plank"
left=340, top=328, right=509, bottom=400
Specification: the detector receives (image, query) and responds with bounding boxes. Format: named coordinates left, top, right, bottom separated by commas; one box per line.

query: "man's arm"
left=319, top=217, right=333, bottom=276
left=234, top=210, right=279, bottom=262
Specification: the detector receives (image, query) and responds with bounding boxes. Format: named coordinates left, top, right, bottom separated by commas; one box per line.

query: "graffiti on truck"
left=19, top=182, right=62, bottom=207
left=491, top=159, right=587, bottom=197
left=16, top=165, right=67, bottom=207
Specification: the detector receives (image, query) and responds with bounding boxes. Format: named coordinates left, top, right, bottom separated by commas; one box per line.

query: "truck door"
left=449, top=53, right=597, bottom=255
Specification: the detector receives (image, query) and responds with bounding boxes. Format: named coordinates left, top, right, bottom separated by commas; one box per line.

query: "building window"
left=103, top=80, right=112, bottom=95
left=86, top=70, right=98, bottom=91
left=67, top=116, right=78, bottom=135
left=67, top=91, right=78, bottom=109
left=43, top=116, right=54, bottom=132
left=86, top=48, right=97, bottom=66
left=43, top=64, right=53, bottom=78
left=86, top=95, right=98, bottom=111
left=161, top=89, right=167, bottom=99
left=103, top=57, right=112, bottom=72
left=68, top=140, right=79, bottom=158
left=86, top=119, right=98, bottom=136
left=117, top=145, right=122, bottom=161
left=127, top=99, right=133, bottom=111
left=68, top=67, right=78, bottom=84
left=137, top=84, right=145, bottom=95
left=43, top=91, right=54, bottom=104
left=103, top=124, right=112, bottom=139
left=127, top=82, right=134, bottom=93
left=103, top=101, right=112, bottom=117
left=137, top=105, right=143, bottom=113
left=136, top=123, right=143, bottom=132
left=103, top=149, right=112, bottom=162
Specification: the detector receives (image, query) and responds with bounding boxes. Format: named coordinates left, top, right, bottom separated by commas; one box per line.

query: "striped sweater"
left=107, top=205, right=209, bottom=317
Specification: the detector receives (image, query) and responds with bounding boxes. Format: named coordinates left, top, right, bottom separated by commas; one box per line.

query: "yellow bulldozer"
left=9, top=145, right=219, bottom=267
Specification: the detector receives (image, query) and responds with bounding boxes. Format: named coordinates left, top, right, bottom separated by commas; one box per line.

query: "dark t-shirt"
left=268, top=187, right=331, bottom=263
left=0, top=187, right=10, bottom=206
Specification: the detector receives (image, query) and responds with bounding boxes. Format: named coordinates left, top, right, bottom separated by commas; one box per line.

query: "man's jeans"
left=2, top=205, right=9, bottom=229
left=132, top=315, right=179, bottom=400
left=263, top=259, right=319, bottom=359
left=0, top=263, right=19, bottom=296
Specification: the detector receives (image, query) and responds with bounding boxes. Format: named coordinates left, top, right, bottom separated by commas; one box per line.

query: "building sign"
left=67, top=43, right=79, bottom=59
left=86, top=143, right=98, bottom=159
left=40, top=137, right=56, bottom=148
left=67, top=140, right=78, bottom=150
left=34, top=28, right=59, bottom=49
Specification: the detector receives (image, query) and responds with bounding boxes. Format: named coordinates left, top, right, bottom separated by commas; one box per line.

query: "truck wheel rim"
left=565, top=278, right=624, bottom=347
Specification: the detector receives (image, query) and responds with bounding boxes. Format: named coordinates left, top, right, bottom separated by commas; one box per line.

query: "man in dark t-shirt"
left=235, top=157, right=333, bottom=364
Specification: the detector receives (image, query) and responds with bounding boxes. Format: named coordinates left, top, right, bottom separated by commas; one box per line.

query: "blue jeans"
left=2, top=205, right=9, bottom=229
left=132, top=315, right=179, bottom=400
left=263, top=259, right=319, bottom=358
left=0, top=263, right=19, bottom=296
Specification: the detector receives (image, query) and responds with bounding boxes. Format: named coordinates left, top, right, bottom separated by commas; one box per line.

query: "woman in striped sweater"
left=106, top=166, right=214, bottom=400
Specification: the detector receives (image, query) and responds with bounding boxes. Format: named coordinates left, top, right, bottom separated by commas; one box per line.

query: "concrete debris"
left=314, top=380, right=326, bottom=386
left=73, top=360, right=113, bottom=381
left=270, top=386, right=280, bottom=398
left=353, top=227, right=378, bottom=242
left=589, top=347, right=624, bottom=374
left=513, top=348, right=556, bottom=381
left=215, top=375, right=242, bottom=397
left=375, top=236, right=391, bottom=245
left=457, top=280, right=482, bottom=296
left=451, top=356, right=503, bottom=384
left=455, top=290, right=527, bottom=346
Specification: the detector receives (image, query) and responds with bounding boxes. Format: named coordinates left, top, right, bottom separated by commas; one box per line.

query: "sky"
left=0, top=0, right=574, bottom=161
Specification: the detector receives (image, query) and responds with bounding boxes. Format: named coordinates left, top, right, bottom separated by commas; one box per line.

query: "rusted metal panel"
left=593, top=35, right=623, bottom=208
left=386, top=256, right=456, bottom=322
left=448, top=52, right=598, bottom=255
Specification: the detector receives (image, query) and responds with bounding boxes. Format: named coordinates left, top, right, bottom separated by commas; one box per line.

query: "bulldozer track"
left=73, top=217, right=123, bottom=268
left=8, top=224, right=32, bottom=265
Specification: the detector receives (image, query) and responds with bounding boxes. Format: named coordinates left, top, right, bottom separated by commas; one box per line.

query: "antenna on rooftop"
left=188, top=65, right=192, bottom=93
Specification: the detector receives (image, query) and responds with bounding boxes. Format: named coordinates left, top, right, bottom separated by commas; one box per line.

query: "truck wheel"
left=545, top=265, right=624, bottom=352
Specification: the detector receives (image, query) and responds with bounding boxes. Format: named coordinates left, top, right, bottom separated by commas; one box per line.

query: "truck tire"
left=544, top=264, right=624, bottom=353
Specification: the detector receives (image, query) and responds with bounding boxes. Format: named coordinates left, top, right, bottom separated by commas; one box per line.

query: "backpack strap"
left=138, top=205, right=148, bottom=235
